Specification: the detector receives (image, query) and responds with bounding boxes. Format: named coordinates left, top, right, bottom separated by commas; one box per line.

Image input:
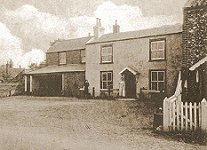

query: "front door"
left=124, top=70, right=136, bottom=98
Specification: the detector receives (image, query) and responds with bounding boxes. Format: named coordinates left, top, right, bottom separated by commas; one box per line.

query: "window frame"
left=149, top=38, right=166, bottom=61
left=100, top=45, right=113, bottom=64
left=149, top=70, right=166, bottom=92
left=100, top=71, right=113, bottom=90
left=58, top=52, right=67, bottom=65
left=80, top=49, right=86, bottom=63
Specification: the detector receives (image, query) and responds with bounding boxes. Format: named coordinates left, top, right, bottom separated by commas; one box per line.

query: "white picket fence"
left=163, top=71, right=207, bottom=132
left=163, top=95, right=207, bottom=131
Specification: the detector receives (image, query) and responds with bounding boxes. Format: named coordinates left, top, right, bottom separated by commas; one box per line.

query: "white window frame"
left=150, top=40, right=165, bottom=60
left=100, top=71, right=113, bottom=90
left=59, top=52, right=66, bottom=65
left=101, top=46, right=113, bottom=63
left=81, top=50, right=86, bottom=63
left=150, top=70, right=165, bottom=92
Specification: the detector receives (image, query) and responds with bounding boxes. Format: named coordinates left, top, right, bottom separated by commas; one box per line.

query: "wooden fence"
left=163, top=95, right=207, bottom=132
left=163, top=71, right=207, bottom=132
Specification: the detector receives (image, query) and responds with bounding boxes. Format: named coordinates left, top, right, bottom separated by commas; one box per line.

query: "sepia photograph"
left=0, top=0, right=206, bottom=149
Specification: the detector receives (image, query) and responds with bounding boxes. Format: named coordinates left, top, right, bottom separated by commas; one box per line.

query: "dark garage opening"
left=33, top=73, right=62, bottom=96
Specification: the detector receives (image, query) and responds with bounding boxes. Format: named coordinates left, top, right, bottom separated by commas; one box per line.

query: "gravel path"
left=0, top=96, right=204, bottom=150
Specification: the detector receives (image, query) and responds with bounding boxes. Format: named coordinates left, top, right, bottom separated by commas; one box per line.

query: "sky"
left=0, top=0, right=188, bottom=68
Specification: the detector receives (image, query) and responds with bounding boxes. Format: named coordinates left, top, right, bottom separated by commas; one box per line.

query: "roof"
left=47, top=36, right=92, bottom=53
left=185, top=0, right=207, bottom=7
left=25, top=64, right=85, bottom=75
left=87, top=24, right=182, bottom=44
left=119, top=66, right=139, bottom=75
left=189, top=56, right=207, bottom=71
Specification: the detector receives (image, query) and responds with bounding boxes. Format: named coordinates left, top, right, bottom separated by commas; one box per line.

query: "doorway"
left=122, top=70, right=136, bottom=98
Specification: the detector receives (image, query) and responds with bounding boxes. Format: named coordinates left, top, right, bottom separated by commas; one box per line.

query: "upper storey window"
left=150, top=39, right=166, bottom=61
left=59, top=52, right=66, bottom=65
left=101, top=45, right=113, bottom=63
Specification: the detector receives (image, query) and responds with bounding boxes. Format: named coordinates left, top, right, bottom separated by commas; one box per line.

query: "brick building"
left=181, top=0, right=207, bottom=101
left=24, top=18, right=184, bottom=99
left=25, top=37, right=91, bottom=96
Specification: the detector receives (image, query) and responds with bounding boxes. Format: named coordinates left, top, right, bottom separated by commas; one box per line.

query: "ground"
left=0, top=96, right=205, bottom=150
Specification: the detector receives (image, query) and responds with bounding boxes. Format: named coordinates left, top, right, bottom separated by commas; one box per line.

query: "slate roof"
left=47, top=36, right=92, bottom=53
left=87, top=24, right=182, bottom=44
left=25, top=64, right=85, bottom=75
left=185, top=0, right=207, bottom=7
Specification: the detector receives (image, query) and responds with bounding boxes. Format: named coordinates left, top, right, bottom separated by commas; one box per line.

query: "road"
left=0, top=96, right=203, bottom=150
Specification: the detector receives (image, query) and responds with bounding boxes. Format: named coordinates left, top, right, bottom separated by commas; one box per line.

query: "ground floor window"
left=150, top=70, right=165, bottom=92
left=100, top=71, right=113, bottom=90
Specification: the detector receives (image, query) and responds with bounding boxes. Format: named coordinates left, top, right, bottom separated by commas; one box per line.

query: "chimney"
left=113, top=20, right=120, bottom=33
left=93, top=18, right=105, bottom=38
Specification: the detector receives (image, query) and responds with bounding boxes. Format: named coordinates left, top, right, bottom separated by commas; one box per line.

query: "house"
left=181, top=0, right=207, bottom=102
left=24, top=18, right=183, bottom=99
left=24, top=37, right=91, bottom=96
left=86, top=19, right=183, bottom=98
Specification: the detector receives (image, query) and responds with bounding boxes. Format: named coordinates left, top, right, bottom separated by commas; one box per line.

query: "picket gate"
left=163, top=96, right=206, bottom=131
left=163, top=71, right=207, bottom=132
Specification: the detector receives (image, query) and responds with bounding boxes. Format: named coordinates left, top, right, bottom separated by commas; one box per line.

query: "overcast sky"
left=0, top=0, right=187, bottom=67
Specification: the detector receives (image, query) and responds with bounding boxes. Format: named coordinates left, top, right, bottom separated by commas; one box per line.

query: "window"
left=59, top=52, right=66, bottom=64
left=150, top=70, right=165, bottom=91
left=81, top=50, right=86, bottom=63
left=101, top=46, right=113, bottom=63
left=100, top=71, right=113, bottom=90
left=150, top=39, right=165, bottom=61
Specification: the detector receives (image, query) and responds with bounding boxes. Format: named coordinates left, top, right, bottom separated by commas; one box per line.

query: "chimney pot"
left=93, top=18, right=105, bottom=38
left=113, top=20, right=120, bottom=33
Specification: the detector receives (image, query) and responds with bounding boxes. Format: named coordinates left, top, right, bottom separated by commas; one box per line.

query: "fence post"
left=201, top=99, right=207, bottom=133
left=163, top=97, right=169, bottom=131
left=181, top=102, right=184, bottom=130
left=189, top=102, right=193, bottom=130
left=185, top=102, right=188, bottom=131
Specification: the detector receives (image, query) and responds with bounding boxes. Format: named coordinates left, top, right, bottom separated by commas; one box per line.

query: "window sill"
left=59, top=63, right=67, bottom=65
left=100, top=62, right=113, bottom=64
left=100, top=89, right=113, bottom=92
left=149, top=59, right=166, bottom=62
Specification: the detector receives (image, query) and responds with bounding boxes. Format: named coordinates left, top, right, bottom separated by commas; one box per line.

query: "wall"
left=66, top=50, right=82, bottom=64
left=182, top=5, right=207, bottom=67
left=46, top=50, right=84, bottom=65
left=86, top=33, right=182, bottom=97
left=46, top=52, right=59, bottom=65
left=63, top=72, right=85, bottom=97
left=182, top=4, right=207, bottom=101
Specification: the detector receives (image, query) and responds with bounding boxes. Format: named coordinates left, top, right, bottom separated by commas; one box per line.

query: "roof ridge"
left=103, top=24, right=182, bottom=36
left=87, top=24, right=182, bottom=44
left=56, top=36, right=92, bottom=43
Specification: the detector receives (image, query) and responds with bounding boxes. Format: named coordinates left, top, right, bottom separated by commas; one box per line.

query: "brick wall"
left=182, top=5, right=207, bottom=67
left=46, top=52, right=59, bottom=65
left=66, top=50, right=81, bottom=64
left=63, top=72, right=85, bottom=97
left=46, top=50, right=82, bottom=65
